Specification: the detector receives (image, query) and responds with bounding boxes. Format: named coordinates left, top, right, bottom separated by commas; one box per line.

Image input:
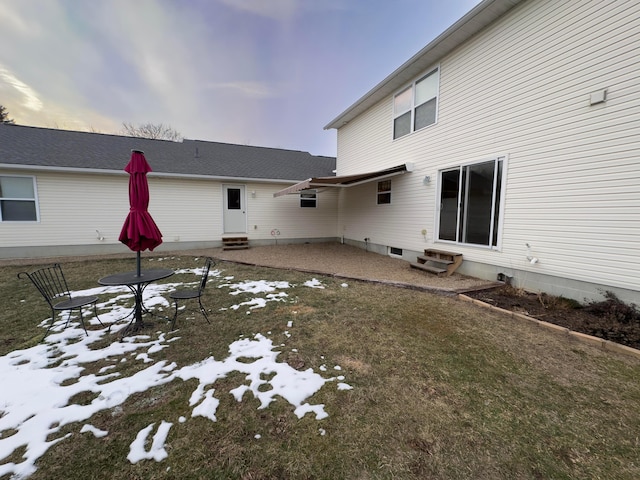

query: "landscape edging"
left=458, top=294, right=640, bottom=361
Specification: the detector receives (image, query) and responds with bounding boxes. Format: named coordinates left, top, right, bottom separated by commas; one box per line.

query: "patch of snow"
left=303, top=278, right=325, bottom=289
left=127, top=421, right=172, bottom=463
left=80, top=424, right=108, bottom=438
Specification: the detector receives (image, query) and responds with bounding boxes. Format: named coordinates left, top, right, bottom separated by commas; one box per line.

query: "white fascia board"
left=324, top=0, right=524, bottom=130
left=0, top=164, right=303, bottom=184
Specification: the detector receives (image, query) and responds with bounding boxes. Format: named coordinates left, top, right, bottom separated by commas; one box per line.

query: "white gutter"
left=0, top=163, right=309, bottom=184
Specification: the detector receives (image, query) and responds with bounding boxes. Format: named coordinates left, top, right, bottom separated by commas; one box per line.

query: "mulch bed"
left=465, top=286, right=640, bottom=351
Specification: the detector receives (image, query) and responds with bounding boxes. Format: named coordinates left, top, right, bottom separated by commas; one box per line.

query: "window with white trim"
left=393, top=67, right=439, bottom=139
left=377, top=180, right=391, bottom=205
left=0, top=176, right=38, bottom=221
left=300, top=190, right=317, bottom=208
left=437, top=157, right=505, bottom=247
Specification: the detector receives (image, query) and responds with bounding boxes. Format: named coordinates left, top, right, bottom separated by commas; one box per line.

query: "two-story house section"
left=323, top=0, right=640, bottom=303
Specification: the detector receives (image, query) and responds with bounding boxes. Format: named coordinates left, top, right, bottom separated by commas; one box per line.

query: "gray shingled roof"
left=0, top=124, right=336, bottom=181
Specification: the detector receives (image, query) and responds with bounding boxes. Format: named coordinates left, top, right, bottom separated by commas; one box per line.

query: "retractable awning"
left=273, top=162, right=414, bottom=197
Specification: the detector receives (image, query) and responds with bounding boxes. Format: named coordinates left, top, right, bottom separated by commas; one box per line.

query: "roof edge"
left=0, top=164, right=309, bottom=184
left=324, top=0, right=524, bottom=130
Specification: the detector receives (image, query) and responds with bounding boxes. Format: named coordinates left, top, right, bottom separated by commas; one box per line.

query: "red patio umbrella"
left=118, top=150, right=163, bottom=276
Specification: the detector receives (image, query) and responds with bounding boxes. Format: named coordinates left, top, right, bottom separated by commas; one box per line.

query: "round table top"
left=98, top=268, right=174, bottom=286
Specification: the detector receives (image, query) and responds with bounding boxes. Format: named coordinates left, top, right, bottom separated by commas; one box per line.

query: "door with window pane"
left=223, top=185, right=246, bottom=233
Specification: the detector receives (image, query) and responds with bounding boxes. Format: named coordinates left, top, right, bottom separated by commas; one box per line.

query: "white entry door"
left=223, top=184, right=247, bottom=233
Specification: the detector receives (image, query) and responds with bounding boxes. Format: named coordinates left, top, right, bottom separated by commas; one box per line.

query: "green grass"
left=2, top=254, right=640, bottom=479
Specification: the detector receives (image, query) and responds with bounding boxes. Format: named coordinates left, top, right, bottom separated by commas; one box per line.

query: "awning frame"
left=273, top=162, right=414, bottom=197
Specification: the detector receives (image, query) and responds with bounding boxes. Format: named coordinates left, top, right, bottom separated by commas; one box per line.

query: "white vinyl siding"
left=0, top=171, right=339, bottom=252
left=337, top=173, right=425, bottom=251
left=334, top=0, right=640, bottom=293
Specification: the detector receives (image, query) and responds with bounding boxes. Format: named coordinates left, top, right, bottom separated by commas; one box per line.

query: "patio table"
left=99, top=268, right=174, bottom=334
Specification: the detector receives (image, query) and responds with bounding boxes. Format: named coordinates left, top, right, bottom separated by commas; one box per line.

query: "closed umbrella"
left=119, top=150, right=163, bottom=276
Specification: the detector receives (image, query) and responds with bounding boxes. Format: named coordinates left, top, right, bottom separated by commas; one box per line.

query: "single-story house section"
left=313, top=0, right=640, bottom=304
left=0, top=124, right=337, bottom=258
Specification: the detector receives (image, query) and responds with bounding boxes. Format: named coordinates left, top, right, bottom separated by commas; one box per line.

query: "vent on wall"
left=389, top=247, right=403, bottom=257
left=590, top=88, right=607, bottom=105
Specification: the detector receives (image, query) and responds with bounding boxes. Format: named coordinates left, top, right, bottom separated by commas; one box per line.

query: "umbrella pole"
left=136, top=251, right=141, bottom=277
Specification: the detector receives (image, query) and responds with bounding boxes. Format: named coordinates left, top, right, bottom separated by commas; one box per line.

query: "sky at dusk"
left=0, top=0, right=481, bottom=156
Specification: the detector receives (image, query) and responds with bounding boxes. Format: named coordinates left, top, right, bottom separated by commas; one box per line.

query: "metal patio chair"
left=169, top=257, right=215, bottom=330
left=18, top=263, right=106, bottom=340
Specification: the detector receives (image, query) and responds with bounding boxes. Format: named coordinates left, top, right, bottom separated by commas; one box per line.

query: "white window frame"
left=300, top=189, right=317, bottom=208
left=0, top=175, right=39, bottom=222
left=435, top=156, right=507, bottom=250
left=392, top=66, right=440, bottom=140
left=377, top=180, right=391, bottom=205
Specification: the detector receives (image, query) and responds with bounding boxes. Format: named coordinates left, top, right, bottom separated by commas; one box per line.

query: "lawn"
left=1, top=254, right=639, bottom=479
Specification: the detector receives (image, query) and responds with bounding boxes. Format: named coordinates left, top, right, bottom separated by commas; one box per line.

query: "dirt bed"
left=465, top=285, right=640, bottom=350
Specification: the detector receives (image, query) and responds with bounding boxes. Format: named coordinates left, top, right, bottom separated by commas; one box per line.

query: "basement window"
left=389, top=247, right=403, bottom=258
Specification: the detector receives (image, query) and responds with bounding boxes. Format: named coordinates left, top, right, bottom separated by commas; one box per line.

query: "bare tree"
left=0, top=105, right=15, bottom=124
left=121, top=122, right=182, bottom=141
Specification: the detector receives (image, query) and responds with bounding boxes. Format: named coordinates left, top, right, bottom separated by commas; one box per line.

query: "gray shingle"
left=0, top=124, right=336, bottom=181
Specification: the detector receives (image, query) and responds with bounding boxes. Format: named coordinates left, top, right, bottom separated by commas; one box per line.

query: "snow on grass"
left=1, top=269, right=351, bottom=478
left=127, top=421, right=173, bottom=463
left=303, top=278, right=325, bottom=289
left=218, top=279, right=292, bottom=312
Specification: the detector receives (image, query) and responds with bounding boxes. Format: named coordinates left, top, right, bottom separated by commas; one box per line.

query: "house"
left=0, top=124, right=337, bottom=259
left=3, top=0, right=639, bottom=305
left=282, top=0, right=640, bottom=304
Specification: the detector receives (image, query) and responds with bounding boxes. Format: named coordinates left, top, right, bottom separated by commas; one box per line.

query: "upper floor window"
left=393, top=68, right=439, bottom=139
left=0, top=175, right=38, bottom=222
left=377, top=180, right=391, bottom=205
left=437, top=157, right=505, bottom=248
left=300, top=190, right=317, bottom=208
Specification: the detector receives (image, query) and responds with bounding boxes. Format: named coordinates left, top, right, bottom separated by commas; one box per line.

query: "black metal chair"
left=18, top=263, right=106, bottom=340
left=169, top=257, right=215, bottom=330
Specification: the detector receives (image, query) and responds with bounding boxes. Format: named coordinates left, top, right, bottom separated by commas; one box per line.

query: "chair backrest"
left=18, top=263, right=72, bottom=308
left=198, top=258, right=215, bottom=294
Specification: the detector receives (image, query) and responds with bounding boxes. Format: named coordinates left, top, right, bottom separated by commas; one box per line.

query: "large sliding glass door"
left=437, top=157, right=504, bottom=248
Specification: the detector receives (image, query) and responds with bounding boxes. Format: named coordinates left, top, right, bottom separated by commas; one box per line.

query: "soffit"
left=324, top=0, right=525, bottom=130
